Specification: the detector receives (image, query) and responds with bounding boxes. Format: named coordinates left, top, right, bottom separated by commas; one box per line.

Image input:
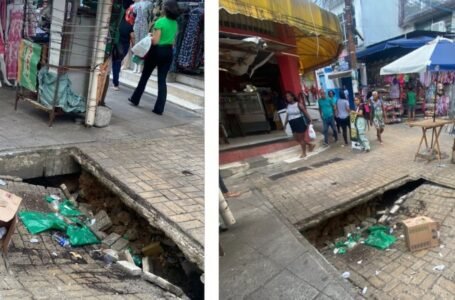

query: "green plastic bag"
left=367, top=225, right=391, bottom=233
left=59, top=200, right=82, bottom=217
left=19, top=211, right=68, bottom=234
left=365, top=230, right=396, bottom=250
left=66, top=225, right=100, bottom=247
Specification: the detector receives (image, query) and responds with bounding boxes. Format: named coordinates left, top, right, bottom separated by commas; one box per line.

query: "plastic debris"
left=440, top=245, right=445, bottom=249
left=30, top=238, right=39, bottom=243
left=364, top=226, right=396, bottom=250
left=59, top=200, right=82, bottom=217
left=357, top=260, right=362, bottom=265
left=433, top=265, right=445, bottom=271
left=70, top=252, right=83, bottom=259
left=0, top=179, right=5, bottom=186
left=19, top=211, right=68, bottom=234
left=362, top=287, right=368, bottom=295
left=51, top=252, right=58, bottom=257
left=400, top=235, right=405, bottom=239
left=342, top=271, right=351, bottom=279
left=375, top=270, right=380, bottom=276
left=50, top=195, right=60, bottom=201
left=52, top=232, right=70, bottom=248
left=439, top=253, right=443, bottom=257
left=66, top=225, right=99, bottom=247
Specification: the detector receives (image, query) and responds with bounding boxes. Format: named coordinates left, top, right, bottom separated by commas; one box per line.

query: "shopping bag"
left=308, top=124, right=316, bottom=140
left=132, top=36, right=152, bottom=59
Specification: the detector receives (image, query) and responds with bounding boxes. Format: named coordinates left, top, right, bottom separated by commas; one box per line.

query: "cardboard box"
left=402, top=216, right=439, bottom=252
left=0, top=190, right=22, bottom=255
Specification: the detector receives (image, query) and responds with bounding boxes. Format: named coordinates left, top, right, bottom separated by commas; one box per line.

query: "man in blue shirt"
left=318, top=89, right=338, bottom=146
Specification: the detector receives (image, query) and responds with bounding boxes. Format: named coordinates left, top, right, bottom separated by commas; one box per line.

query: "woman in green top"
left=407, top=87, right=417, bottom=121
left=129, top=0, right=180, bottom=115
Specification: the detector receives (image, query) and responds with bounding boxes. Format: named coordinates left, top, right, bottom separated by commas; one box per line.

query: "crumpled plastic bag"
left=365, top=226, right=396, bottom=250
left=58, top=200, right=82, bottom=217
left=19, top=211, right=68, bottom=234
left=66, top=225, right=99, bottom=247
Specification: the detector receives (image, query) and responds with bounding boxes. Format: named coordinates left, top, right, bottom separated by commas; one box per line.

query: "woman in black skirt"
left=284, top=91, right=315, bottom=158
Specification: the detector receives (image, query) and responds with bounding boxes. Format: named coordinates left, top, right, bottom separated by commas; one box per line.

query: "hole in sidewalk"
left=0, top=150, right=203, bottom=299
left=299, top=178, right=452, bottom=295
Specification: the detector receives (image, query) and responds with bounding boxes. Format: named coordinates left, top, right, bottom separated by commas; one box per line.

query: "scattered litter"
left=439, top=253, right=443, bottom=257
left=357, top=260, right=362, bottom=265
left=362, top=287, right=368, bottom=295
left=52, top=233, right=70, bottom=248
left=440, top=245, right=445, bottom=249
left=51, top=252, right=58, bottom=257
left=400, top=235, right=405, bottom=239
left=30, top=238, right=39, bottom=243
left=70, top=252, right=83, bottom=260
left=389, top=228, right=394, bottom=234
left=364, top=226, right=396, bottom=250
left=433, top=265, right=445, bottom=272
left=375, top=270, right=380, bottom=276
left=342, top=271, right=351, bottom=279
left=0, top=179, right=5, bottom=186
left=0, top=227, right=6, bottom=239
left=50, top=195, right=60, bottom=201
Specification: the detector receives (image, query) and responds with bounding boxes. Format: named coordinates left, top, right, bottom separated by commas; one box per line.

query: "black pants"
left=339, top=117, right=350, bottom=144
left=130, top=45, right=173, bottom=114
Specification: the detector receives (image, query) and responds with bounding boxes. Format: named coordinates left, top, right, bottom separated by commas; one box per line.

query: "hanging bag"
left=132, top=36, right=152, bottom=59
left=308, top=124, right=316, bottom=140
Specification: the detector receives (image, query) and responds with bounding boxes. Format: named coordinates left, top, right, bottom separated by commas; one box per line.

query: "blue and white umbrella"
left=380, top=37, right=455, bottom=75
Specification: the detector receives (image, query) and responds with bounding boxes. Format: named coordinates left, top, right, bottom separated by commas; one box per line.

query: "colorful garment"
left=407, top=91, right=416, bottom=107
left=6, top=4, right=23, bottom=80
left=132, top=1, right=154, bottom=65
left=356, top=116, right=370, bottom=151
left=371, top=99, right=385, bottom=129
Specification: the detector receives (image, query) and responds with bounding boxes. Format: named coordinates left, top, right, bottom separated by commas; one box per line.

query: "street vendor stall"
left=380, top=37, right=455, bottom=162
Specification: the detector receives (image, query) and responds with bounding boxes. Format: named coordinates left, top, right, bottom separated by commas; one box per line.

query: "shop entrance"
left=220, top=60, right=290, bottom=148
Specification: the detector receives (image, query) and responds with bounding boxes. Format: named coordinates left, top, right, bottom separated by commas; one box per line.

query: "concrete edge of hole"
left=142, top=271, right=186, bottom=298
left=295, top=175, right=416, bottom=232
left=69, top=148, right=205, bottom=271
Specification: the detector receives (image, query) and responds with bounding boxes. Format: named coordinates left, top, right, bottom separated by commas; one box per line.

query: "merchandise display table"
left=409, top=119, right=454, bottom=162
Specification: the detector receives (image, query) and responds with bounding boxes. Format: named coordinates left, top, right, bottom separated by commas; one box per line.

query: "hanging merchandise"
left=17, top=39, right=42, bottom=92
left=6, top=3, right=24, bottom=80
left=176, top=7, right=204, bottom=72
left=38, top=68, right=86, bottom=113
left=131, top=0, right=154, bottom=65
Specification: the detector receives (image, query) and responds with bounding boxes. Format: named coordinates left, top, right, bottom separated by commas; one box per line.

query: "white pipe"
left=219, top=191, right=236, bottom=226
left=86, top=1, right=113, bottom=126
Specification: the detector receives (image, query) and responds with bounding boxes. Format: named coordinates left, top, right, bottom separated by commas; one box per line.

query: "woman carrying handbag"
left=128, top=0, right=180, bottom=115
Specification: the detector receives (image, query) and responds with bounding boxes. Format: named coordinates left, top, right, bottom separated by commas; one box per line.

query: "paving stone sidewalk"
left=220, top=189, right=357, bottom=299
left=221, top=121, right=455, bottom=299
left=0, top=181, right=182, bottom=300
left=0, top=85, right=204, bottom=295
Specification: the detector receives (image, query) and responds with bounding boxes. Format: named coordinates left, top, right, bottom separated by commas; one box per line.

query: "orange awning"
left=220, top=0, right=343, bottom=73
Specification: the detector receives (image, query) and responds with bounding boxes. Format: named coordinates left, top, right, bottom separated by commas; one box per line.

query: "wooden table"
left=409, top=119, right=454, bottom=162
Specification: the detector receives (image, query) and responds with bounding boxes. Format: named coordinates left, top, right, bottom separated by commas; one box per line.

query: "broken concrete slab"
left=142, top=256, right=152, bottom=273
left=111, top=238, right=129, bottom=252
left=91, top=210, right=112, bottom=232
left=102, top=232, right=121, bottom=247
left=115, top=260, right=141, bottom=276
left=120, top=250, right=135, bottom=265
left=142, top=271, right=185, bottom=297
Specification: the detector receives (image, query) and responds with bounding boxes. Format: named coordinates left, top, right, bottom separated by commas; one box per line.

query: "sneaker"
left=341, top=144, right=345, bottom=148
left=113, top=86, right=119, bottom=91
left=322, top=142, right=329, bottom=147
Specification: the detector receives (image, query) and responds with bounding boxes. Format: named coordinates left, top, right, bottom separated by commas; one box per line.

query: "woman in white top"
left=336, top=91, right=351, bottom=146
left=284, top=91, right=315, bottom=158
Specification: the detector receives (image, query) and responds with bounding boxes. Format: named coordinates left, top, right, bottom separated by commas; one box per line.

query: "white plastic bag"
left=132, top=36, right=152, bottom=58
left=308, top=124, right=316, bottom=140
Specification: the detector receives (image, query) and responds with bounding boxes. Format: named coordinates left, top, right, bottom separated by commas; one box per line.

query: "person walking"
left=328, top=90, right=341, bottom=134
left=336, top=91, right=350, bottom=147
left=111, top=4, right=135, bottom=91
left=284, top=91, right=315, bottom=158
left=371, top=91, right=386, bottom=144
left=407, top=86, right=417, bottom=121
left=353, top=97, right=370, bottom=152
left=318, top=89, right=338, bottom=146
left=128, top=0, right=180, bottom=115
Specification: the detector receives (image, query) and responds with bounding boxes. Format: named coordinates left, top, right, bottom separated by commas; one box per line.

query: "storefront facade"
left=219, top=0, right=343, bottom=143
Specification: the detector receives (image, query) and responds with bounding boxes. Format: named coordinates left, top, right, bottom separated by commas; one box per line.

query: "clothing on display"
left=132, top=0, right=154, bottom=65
left=176, top=7, right=204, bottom=72
left=6, top=3, right=24, bottom=80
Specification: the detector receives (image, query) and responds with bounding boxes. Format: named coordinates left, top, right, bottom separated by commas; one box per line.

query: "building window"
left=401, top=0, right=455, bottom=26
